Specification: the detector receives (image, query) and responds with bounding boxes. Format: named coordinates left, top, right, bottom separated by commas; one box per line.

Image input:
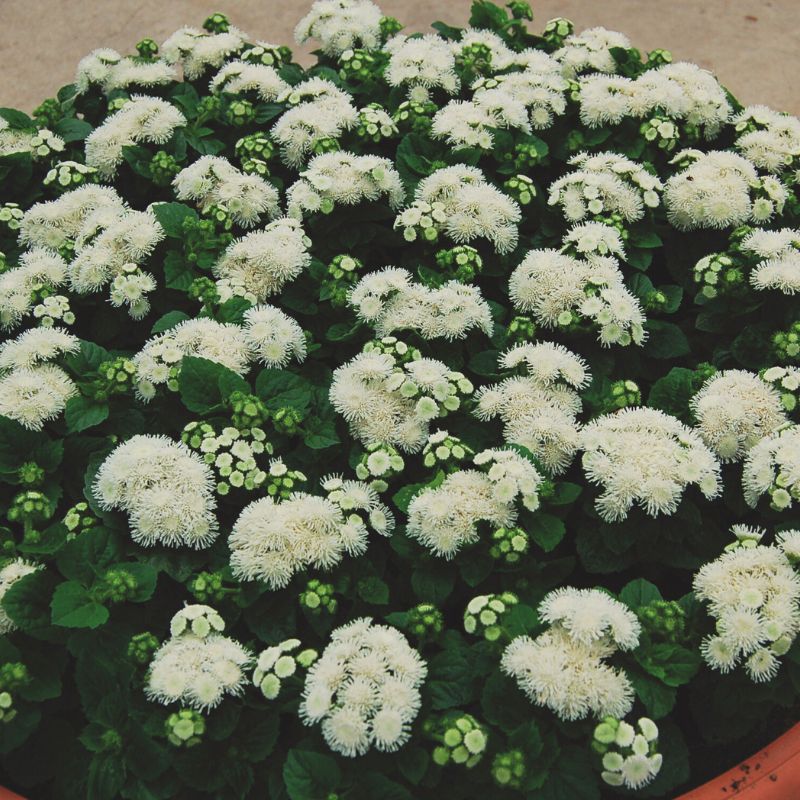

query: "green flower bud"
left=492, top=748, right=526, bottom=788
left=166, top=708, right=206, bottom=747
left=127, top=632, right=160, bottom=665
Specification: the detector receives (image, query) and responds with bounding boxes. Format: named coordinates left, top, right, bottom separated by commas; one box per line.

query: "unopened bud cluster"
left=165, top=708, right=205, bottom=747
left=463, top=592, right=519, bottom=641
left=355, top=442, right=405, bottom=491
left=423, top=431, right=473, bottom=471
left=435, top=245, right=483, bottom=282
left=427, top=713, right=489, bottom=769
left=299, top=578, right=337, bottom=615
left=593, top=716, right=662, bottom=790
left=489, top=526, right=529, bottom=565
left=252, top=638, right=317, bottom=700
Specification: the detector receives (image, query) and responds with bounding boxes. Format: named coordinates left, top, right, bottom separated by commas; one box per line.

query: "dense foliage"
left=0, top=2, right=799, bottom=798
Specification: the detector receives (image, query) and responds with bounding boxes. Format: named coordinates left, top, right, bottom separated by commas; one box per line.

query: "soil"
left=0, top=0, right=798, bottom=115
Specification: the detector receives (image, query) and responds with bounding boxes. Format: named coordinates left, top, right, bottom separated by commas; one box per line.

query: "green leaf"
left=51, top=581, right=109, bottom=629
left=635, top=643, right=701, bottom=687
left=239, top=714, right=280, bottom=762
left=283, top=749, right=341, bottom=800
left=151, top=202, right=198, bottom=237
left=178, top=356, right=249, bottom=414
left=64, top=340, right=111, bottom=374
left=1, top=569, right=54, bottom=630
left=411, top=561, right=455, bottom=604
left=151, top=310, right=190, bottom=334
left=64, top=396, right=109, bottom=433
left=629, top=668, right=677, bottom=719
left=357, top=576, right=389, bottom=605
left=537, top=745, right=600, bottom=800
left=619, top=578, right=663, bottom=609
left=0, top=108, right=34, bottom=129
left=645, top=321, right=691, bottom=359
left=163, top=250, right=195, bottom=291
left=0, top=417, right=48, bottom=473
left=529, top=513, right=566, bottom=553
left=647, top=367, right=696, bottom=421
left=303, top=417, right=340, bottom=450
left=397, top=746, right=429, bottom=785
left=255, top=369, right=313, bottom=413
left=359, top=774, right=413, bottom=800
left=54, top=117, right=93, bottom=142
left=109, top=562, right=158, bottom=603
left=549, top=482, right=582, bottom=506
left=87, top=752, right=126, bottom=800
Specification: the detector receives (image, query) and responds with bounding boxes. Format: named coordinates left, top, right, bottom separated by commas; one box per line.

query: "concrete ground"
left=0, top=0, right=798, bottom=115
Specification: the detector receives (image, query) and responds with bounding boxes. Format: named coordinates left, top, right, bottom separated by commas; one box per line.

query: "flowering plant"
left=0, top=1, right=799, bottom=798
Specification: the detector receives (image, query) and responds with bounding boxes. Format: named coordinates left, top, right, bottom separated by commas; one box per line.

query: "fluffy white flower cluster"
left=348, top=267, right=493, bottom=340
left=475, top=342, right=589, bottom=474
left=146, top=604, right=252, bottom=711
left=501, top=587, right=639, bottom=721
left=273, top=78, right=358, bottom=166
left=509, top=249, right=646, bottom=347
left=93, top=434, right=218, bottom=547
left=384, top=35, right=459, bottom=98
left=173, top=155, right=280, bottom=226
left=395, top=165, right=521, bottom=254
left=229, top=475, right=393, bottom=588
left=132, top=308, right=305, bottom=399
left=553, top=27, right=632, bottom=76
left=0, top=327, right=79, bottom=430
left=431, top=91, right=531, bottom=151
left=547, top=151, right=662, bottom=223
left=664, top=149, right=787, bottom=230
left=299, top=618, right=427, bottom=756
left=581, top=408, right=721, bottom=521
left=739, top=227, right=800, bottom=295
left=742, top=425, right=800, bottom=511
left=733, top=105, right=800, bottom=173
left=212, top=217, right=311, bottom=303
left=286, top=151, right=404, bottom=217
left=470, top=52, right=569, bottom=130
left=132, top=318, right=250, bottom=399
left=690, top=370, right=787, bottom=462
left=579, top=62, right=731, bottom=136
left=562, top=221, right=626, bottom=258
left=209, top=60, right=289, bottom=101
left=74, top=48, right=176, bottom=95
left=695, top=531, right=800, bottom=682
left=295, top=0, right=383, bottom=55
left=407, top=447, right=542, bottom=558
left=85, top=96, right=187, bottom=178
left=161, top=26, right=245, bottom=80
left=329, top=339, right=473, bottom=451
left=0, top=248, right=67, bottom=330
left=0, top=559, right=40, bottom=635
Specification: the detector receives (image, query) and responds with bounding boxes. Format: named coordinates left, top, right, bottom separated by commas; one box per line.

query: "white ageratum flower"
left=299, top=618, right=427, bottom=756
left=395, top=165, right=521, bottom=254
left=19, top=184, right=126, bottom=251
left=229, top=479, right=393, bottom=589
left=146, top=608, right=252, bottom=711
left=294, top=0, right=383, bottom=55
left=695, top=533, right=800, bottom=682
left=509, top=249, right=646, bottom=347
left=538, top=587, right=641, bottom=650
left=562, top=221, right=626, bottom=259
left=384, top=34, right=460, bottom=96
left=407, top=449, right=542, bottom=558
left=213, top=217, right=312, bottom=303
left=740, top=227, right=800, bottom=295
left=547, top=151, right=662, bottom=223
left=474, top=343, right=588, bottom=475
left=348, top=267, right=493, bottom=340
left=0, top=560, right=41, bottom=634
left=93, top=435, right=218, bottom=548
left=691, top=370, right=787, bottom=462
left=172, top=156, right=280, bottom=227
left=580, top=407, right=721, bottom=522
left=329, top=343, right=473, bottom=452
left=742, top=425, right=800, bottom=511
left=273, top=79, right=359, bottom=166
left=286, top=151, right=404, bottom=217
left=75, top=48, right=176, bottom=95
left=161, top=26, right=245, bottom=79
left=209, top=61, right=289, bottom=101
left=471, top=58, right=569, bottom=130
left=733, top=105, right=800, bottom=173
left=502, top=586, right=638, bottom=721
left=552, top=27, right=632, bottom=76
left=664, top=149, right=786, bottom=230
left=242, top=304, right=307, bottom=367
left=85, top=96, right=186, bottom=178
left=598, top=717, right=663, bottom=789
left=132, top=318, right=252, bottom=400
left=0, top=248, right=68, bottom=330
left=0, top=327, right=79, bottom=372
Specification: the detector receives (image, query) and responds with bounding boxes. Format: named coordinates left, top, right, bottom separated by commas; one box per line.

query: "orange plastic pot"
left=675, top=722, right=800, bottom=799
left=0, top=788, right=25, bottom=800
